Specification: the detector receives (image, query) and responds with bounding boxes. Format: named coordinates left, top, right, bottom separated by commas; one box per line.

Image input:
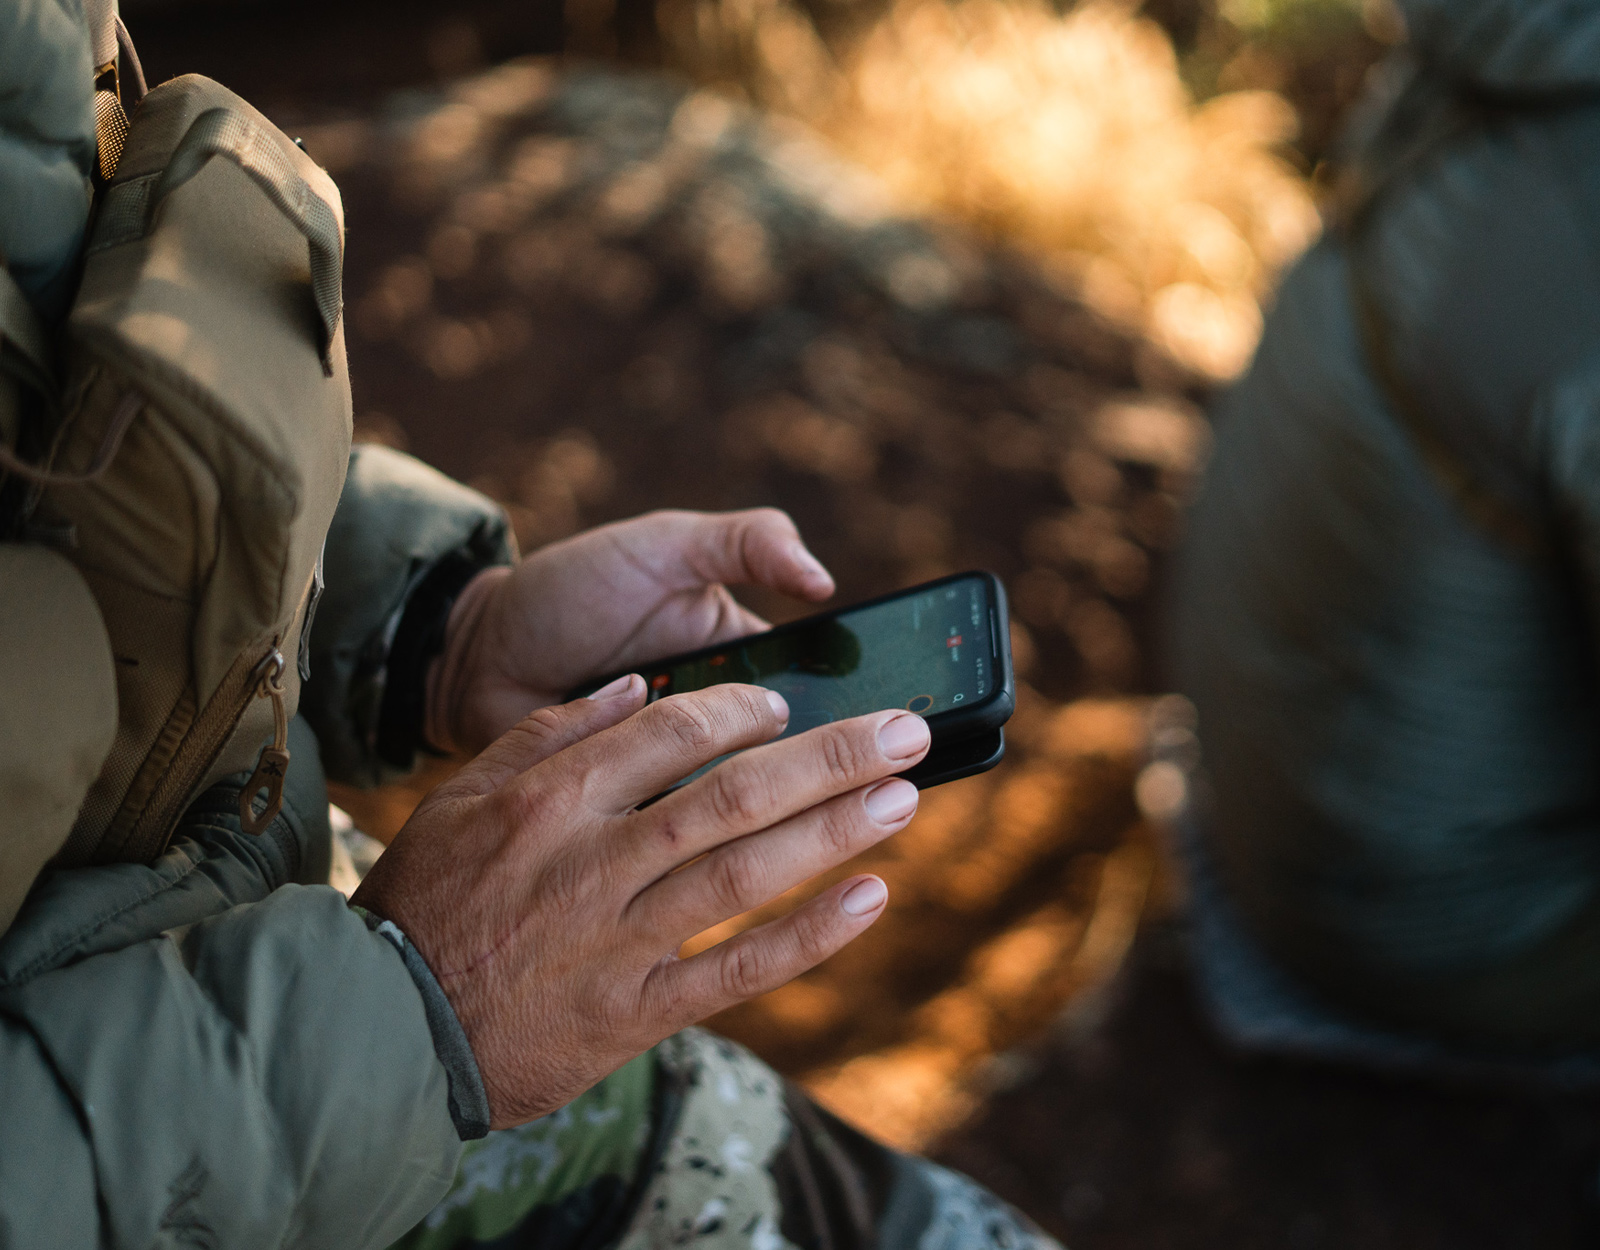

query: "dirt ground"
left=128, top=3, right=1600, bottom=1244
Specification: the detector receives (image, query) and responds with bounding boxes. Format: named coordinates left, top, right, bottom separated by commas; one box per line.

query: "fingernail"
left=791, top=543, right=832, bottom=584
left=864, top=778, right=918, bottom=823
left=841, top=877, right=888, bottom=916
left=877, top=713, right=930, bottom=760
left=764, top=689, right=789, bottom=721
left=587, top=674, right=638, bottom=701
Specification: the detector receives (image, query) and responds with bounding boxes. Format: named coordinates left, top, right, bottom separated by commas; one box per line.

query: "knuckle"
left=817, top=728, right=868, bottom=788
left=648, top=811, right=683, bottom=850
left=654, top=698, right=720, bottom=754
left=706, top=766, right=769, bottom=830
left=726, top=690, right=770, bottom=741
left=527, top=704, right=571, bottom=735
left=574, top=760, right=614, bottom=811
left=707, top=849, right=763, bottom=914
left=793, top=905, right=838, bottom=966
left=591, top=978, right=641, bottom=1036
left=721, top=942, right=767, bottom=1001
left=816, top=801, right=860, bottom=859
left=742, top=685, right=780, bottom=730
left=491, top=711, right=560, bottom=769
left=521, top=704, right=579, bottom=749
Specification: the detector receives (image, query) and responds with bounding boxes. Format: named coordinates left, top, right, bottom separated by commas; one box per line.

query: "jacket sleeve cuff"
left=354, top=905, right=492, bottom=1140
left=301, top=444, right=516, bottom=788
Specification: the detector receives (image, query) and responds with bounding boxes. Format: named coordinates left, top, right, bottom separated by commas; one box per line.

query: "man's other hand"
left=426, top=508, right=834, bottom=755
left=351, top=678, right=930, bottom=1128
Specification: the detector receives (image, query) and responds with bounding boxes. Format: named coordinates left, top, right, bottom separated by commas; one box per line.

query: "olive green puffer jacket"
left=0, top=441, right=515, bottom=1247
left=0, top=0, right=97, bottom=324
left=1, top=4, right=515, bottom=1244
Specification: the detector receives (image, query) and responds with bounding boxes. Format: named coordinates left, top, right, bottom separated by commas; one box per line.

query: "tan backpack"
left=0, top=73, right=353, bottom=866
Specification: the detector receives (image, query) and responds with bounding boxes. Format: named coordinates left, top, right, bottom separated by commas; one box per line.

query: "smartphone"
left=571, top=571, right=1014, bottom=790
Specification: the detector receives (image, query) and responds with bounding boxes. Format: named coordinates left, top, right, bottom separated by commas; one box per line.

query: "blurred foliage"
left=1147, top=0, right=1395, bottom=161
left=559, top=0, right=1392, bottom=381
left=564, top=0, right=1393, bottom=380
left=635, top=0, right=1347, bottom=379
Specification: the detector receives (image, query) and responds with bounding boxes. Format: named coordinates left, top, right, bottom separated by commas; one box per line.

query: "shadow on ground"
left=939, top=929, right=1600, bottom=1250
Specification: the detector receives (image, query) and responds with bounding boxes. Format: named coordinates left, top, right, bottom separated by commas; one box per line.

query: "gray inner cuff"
left=359, top=908, right=492, bottom=1140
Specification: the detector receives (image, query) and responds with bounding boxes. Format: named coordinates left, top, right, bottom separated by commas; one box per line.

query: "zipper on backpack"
left=239, top=648, right=292, bottom=834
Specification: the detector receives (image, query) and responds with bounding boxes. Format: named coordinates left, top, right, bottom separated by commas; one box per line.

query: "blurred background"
left=126, top=0, right=1600, bottom=1243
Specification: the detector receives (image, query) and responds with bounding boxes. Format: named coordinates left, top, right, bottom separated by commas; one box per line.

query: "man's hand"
left=427, top=509, right=835, bottom=755
left=352, top=677, right=931, bottom=1128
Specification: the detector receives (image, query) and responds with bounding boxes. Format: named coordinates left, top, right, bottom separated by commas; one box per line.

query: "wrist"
left=425, top=565, right=511, bottom=755
left=352, top=903, right=492, bottom=1141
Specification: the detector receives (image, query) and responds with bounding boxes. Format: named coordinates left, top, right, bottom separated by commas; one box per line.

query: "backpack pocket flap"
left=38, top=75, right=353, bottom=865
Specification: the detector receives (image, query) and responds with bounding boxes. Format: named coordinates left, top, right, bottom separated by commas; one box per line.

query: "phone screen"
left=639, top=575, right=996, bottom=740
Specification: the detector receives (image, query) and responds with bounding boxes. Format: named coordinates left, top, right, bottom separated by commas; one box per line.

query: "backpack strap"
left=1345, top=266, right=1554, bottom=559
left=0, top=265, right=54, bottom=405
left=1335, top=72, right=1600, bottom=562
left=83, top=0, right=119, bottom=79
left=86, top=4, right=146, bottom=184
left=84, top=0, right=134, bottom=182
left=115, top=16, right=146, bottom=106
left=1, top=264, right=144, bottom=489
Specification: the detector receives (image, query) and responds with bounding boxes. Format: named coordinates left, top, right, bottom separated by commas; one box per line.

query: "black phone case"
left=570, top=570, right=1015, bottom=789
left=899, top=727, right=1006, bottom=788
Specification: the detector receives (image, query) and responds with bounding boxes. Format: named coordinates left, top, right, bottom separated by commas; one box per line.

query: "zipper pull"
left=240, top=649, right=291, bottom=834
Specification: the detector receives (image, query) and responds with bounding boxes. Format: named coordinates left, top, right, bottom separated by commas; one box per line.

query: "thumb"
left=450, top=674, right=648, bottom=795
left=678, top=509, right=835, bottom=603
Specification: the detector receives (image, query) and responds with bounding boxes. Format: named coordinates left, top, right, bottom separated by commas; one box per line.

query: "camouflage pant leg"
left=392, top=1048, right=658, bottom=1250
left=395, top=1028, right=1061, bottom=1250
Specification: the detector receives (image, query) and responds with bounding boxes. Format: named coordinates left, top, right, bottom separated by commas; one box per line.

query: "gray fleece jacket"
left=1176, top=0, right=1600, bottom=1036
